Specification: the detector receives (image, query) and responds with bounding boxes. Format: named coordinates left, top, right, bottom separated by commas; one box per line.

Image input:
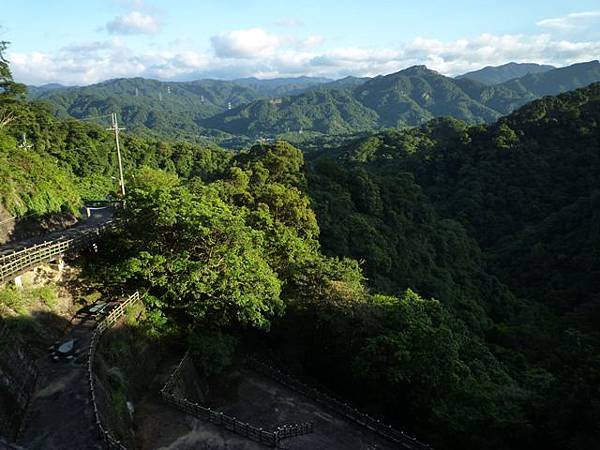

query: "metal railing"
left=87, top=291, right=142, bottom=450
left=160, top=351, right=313, bottom=447
left=248, top=358, right=433, bottom=450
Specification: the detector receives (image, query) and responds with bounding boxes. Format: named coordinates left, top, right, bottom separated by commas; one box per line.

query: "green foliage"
left=306, top=82, right=600, bottom=450
left=0, top=79, right=233, bottom=218
left=0, top=130, right=82, bottom=216
left=188, top=331, right=237, bottom=376
left=35, top=285, right=59, bottom=309
left=115, top=166, right=283, bottom=330
left=0, top=286, right=28, bottom=313
left=0, top=41, right=26, bottom=101
left=308, top=160, right=517, bottom=328
left=352, top=290, right=527, bottom=448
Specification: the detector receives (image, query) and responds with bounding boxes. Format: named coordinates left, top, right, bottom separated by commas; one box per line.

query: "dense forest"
left=306, top=84, right=600, bottom=449
left=1, top=39, right=599, bottom=450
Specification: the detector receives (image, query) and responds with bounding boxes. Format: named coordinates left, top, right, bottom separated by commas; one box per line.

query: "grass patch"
left=0, top=286, right=31, bottom=314
left=110, top=390, right=129, bottom=423
left=125, top=301, right=145, bottom=327
left=33, top=285, right=59, bottom=309
left=0, top=283, right=60, bottom=315
left=82, top=291, right=102, bottom=305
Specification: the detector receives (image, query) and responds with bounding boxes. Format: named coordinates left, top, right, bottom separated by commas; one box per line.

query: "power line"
left=77, top=113, right=113, bottom=122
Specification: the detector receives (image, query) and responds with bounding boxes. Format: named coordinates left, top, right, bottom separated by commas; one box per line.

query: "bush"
left=188, top=331, right=238, bottom=376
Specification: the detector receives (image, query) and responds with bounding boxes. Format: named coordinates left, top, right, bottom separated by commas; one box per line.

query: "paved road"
left=0, top=207, right=115, bottom=257
left=17, top=300, right=121, bottom=450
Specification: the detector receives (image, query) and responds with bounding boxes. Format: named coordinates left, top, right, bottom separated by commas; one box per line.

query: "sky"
left=2, top=0, right=600, bottom=85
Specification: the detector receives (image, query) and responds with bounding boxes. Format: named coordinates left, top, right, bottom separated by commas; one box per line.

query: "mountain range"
left=30, top=60, right=600, bottom=139
left=203, top=61, right=600, bottom=135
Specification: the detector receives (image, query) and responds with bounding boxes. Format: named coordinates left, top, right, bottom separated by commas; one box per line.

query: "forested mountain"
left=27, top=83, right=68, bottom=96
left=456, top=62, right=555, bottom=84
left=29, top=77, right=264, bottom=142
left=499, top=60, right=600, bottom=96
left=204, top=61, right=600, bottom=136
left=314, top=75, right=371, bottom=90
left=27, top=76, right=350, bottom=143
left=201, top=88, right=380, bottom=135
left=354, top=65, right=502, bottom=125
left=0, top=93, right=230, bottom=219
left=319, top=82, right=600, bottom=301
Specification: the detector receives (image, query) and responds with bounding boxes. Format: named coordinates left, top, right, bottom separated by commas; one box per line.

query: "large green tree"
left=0, top=41, right=26, bottom=101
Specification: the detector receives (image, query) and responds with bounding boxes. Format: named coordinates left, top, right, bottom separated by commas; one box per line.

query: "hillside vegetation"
left=307, top=83, right=600, bottom=449
left=0, top=57, right=231, bottom=219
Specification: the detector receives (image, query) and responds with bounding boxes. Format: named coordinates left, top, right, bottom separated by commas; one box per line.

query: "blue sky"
left=2, top=0, right=600, bottom=85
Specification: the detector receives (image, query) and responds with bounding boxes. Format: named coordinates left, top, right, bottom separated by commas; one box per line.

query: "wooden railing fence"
left=248, top=358, right=433, bottom=450
left=160, top=351, right=313, bottom=447
left=87, top=291, right=141, bottom=450
left=0, top=222, right=113, bottom=284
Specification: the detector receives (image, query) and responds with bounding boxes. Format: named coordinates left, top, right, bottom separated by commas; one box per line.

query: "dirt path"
left=17, top=302, right=119, bottom=450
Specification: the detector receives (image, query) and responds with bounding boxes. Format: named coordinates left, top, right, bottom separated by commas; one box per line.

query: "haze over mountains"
left=30, top=60, right=600, bottom=140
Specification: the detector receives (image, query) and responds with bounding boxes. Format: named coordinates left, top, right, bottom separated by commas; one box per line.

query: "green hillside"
left=201, top=88, right=379, bottom=135
left=456, top=62, right=555, bottom=85
left=29, top=77, right=264, bottom=142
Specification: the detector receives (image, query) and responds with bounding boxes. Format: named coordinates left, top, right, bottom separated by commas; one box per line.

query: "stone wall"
left=0, top=320, right=38, bottom=441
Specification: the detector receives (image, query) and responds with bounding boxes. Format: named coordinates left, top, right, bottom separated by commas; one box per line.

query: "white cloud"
left=537, top=11, right=600, bottom=30
left=106, top=11, right=162, bottom=35
left=211, top=28, right=280, bottom=59
left=300, top=35, right=325, bottom=49
left=274, top=17, right=304, bottom=28
left=8, top=31, right=600, bottom=86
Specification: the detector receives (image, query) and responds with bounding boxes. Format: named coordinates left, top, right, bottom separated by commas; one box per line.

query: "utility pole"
left=108, top=113, right=126, bottom=198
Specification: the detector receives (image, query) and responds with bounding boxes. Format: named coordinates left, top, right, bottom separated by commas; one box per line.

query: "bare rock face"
left=0, top=206, right=15, bottom=245
left=0, top=207, right=79, bottom=246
